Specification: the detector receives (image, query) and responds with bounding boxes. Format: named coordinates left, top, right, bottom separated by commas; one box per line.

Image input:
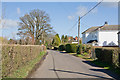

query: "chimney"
left=104, top=21, right=108, bottom=26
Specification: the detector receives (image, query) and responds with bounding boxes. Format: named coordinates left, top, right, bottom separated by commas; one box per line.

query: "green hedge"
left=2, top=44, right=46, bottom=78
left=53, top=46, right=58, bottom=50
left=95, top=48, right=120, bottom=68
left=58, top=45, right=65, bottom=51
left=65, top=44, right=77, bottom=53
left=77, top=44, right=82, bottom=54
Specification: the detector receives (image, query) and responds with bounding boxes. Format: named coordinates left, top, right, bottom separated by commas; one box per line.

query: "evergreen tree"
left=61, top=35, right=64, bottom=44
left=52, top=34, right=61, bottom=46
left=64, top=35, right=68, bottom=43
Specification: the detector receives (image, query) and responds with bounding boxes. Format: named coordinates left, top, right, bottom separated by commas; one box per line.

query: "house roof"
left=118, top=31, right=120, bottom=34
left=82, top=26, right=99, bottom=34
left=82, top=25, right=119, bottom=34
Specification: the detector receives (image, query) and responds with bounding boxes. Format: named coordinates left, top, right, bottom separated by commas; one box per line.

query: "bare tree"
left=17, top=9, right=53, bottom=45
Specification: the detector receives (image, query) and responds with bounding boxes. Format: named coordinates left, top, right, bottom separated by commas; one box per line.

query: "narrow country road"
left=31, top=50, right=120, bottom=79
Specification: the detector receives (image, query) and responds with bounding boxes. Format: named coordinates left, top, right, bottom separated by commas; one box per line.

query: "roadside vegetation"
left=8, top=51, right=45, bottom=78
left=76, top=47, right=120, bottom=75
left=2, top=45, right=46, bottom=78
left=50, top=35, right=120, bottom=76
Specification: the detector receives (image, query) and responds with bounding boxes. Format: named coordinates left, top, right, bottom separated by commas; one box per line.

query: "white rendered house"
left=118, top=31, right=120, bottom=47
left=82, top=22, right=119, bottom=46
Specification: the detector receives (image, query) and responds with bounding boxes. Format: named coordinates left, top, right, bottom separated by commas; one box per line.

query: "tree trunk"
left=32, top=35, right=35, bottom=45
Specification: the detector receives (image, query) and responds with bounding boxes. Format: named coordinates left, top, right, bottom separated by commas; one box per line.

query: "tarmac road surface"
left=31, top=50, right=120, bottom=79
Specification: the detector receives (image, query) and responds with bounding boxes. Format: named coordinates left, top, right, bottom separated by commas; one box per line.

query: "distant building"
left=82, top=22, right=119, bottom=46
left=68, top=36, right=73, bottom=41
left=68, top=36, right=81, bottom=44
left=74, top=36, right=78, bottom=41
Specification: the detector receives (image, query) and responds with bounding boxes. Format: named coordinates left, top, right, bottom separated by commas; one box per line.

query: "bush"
left=65, top=44, right=77, bottom=53
left=95, top=48, right=119, bottom=68
left=82, top=44, right=86, bottom=53
left=53, top=46, right=58, bottom=50
left=65, top=44, right=71, bottom=53
left=77, top=44, right=82, bottom=54
left=95, top=48, right=112, bottom=63
left=58, top=45, right=65, bottom=51
left=112, top=49, right=120, bottom=68
left=86, top=45, right=92, bottom=54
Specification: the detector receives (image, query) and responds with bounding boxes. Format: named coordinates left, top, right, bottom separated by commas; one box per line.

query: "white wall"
left=82, top=31, right=98, bottom=44
left=82, top=33, right=86, bottom=44
left=86, top=31, right=98, bottom=43
left=118, top=33, right=120, bottom=47
left=98, top=31, right=118, bottom=46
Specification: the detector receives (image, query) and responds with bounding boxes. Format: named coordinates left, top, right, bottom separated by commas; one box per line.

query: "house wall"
left=98, top=31, right=118, bottom=46
left=82, top=31, right=98, bottom=44
left=82, top=33, right=86, bottom=44
left=118, top=32, right=120, bottom=47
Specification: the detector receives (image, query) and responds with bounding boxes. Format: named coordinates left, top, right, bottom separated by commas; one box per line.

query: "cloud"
left=101, top=2, right=118, bottom=8
left=68, top=16, right=75, bottom=20
left=0, top=19, right=18, bottom=29
left=76, top=6, right=88, bottom=16
left=76, top=5, right=98, bottom=16
left=68, top=5, right=98, bottom=20
left=17, top=8, right=21, bottom=15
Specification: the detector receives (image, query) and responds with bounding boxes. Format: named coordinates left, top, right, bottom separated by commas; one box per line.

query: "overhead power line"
left=80, top=0, right=103, bottom=19
left=68, top=20, right=78, bottom=32
left=65, top=19, right=78, bottom=35
left=77, top=0, right=103, bottom=45
left=65, top=0, right=103, bottom=36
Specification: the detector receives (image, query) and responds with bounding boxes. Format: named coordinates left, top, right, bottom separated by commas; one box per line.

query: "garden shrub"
left=95, top=47, right=119, bottom=68
left=65, top=44, right=77, bottom=53
left=112, top=49, right=120, bottom=68
left=53, top=46, right=58, bottom=50
left=58, top=45, right=65, bottom=51
left=65, top=44, right=71, bottom=53
left=95, top=48, right=112, bottom=63
left=71, top=44, right=78, bottom=53
left=77, top=44, right=82, bottom=54
left=86, top=45, right=92, bottom=53
left=82, top=44, right=86, bottom=53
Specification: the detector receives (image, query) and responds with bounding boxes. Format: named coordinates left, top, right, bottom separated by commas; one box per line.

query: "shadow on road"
left=82, top=61, right=120, bottom=80
left=82, top=61, right=98, bottom=67
left=49, top=69, right=112, bottom=79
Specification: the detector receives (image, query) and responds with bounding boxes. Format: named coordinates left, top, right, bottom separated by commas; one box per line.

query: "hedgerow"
left=2, top=44, right=46, bottom=78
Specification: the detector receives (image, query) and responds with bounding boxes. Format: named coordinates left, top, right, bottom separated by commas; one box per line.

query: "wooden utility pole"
left=78, top=16, right=80, bottom=45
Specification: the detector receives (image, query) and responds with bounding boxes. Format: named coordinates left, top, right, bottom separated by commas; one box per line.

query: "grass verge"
left=7, top=51, right=46, bottom=78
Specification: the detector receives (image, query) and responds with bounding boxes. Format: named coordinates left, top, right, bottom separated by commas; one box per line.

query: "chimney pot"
left=104, top=21, right=108, bottom=26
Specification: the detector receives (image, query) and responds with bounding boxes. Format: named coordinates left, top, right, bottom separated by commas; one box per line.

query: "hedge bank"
left=95, top=47, right=120, bottom=68
left=2, top=44, right=46, bottom=78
